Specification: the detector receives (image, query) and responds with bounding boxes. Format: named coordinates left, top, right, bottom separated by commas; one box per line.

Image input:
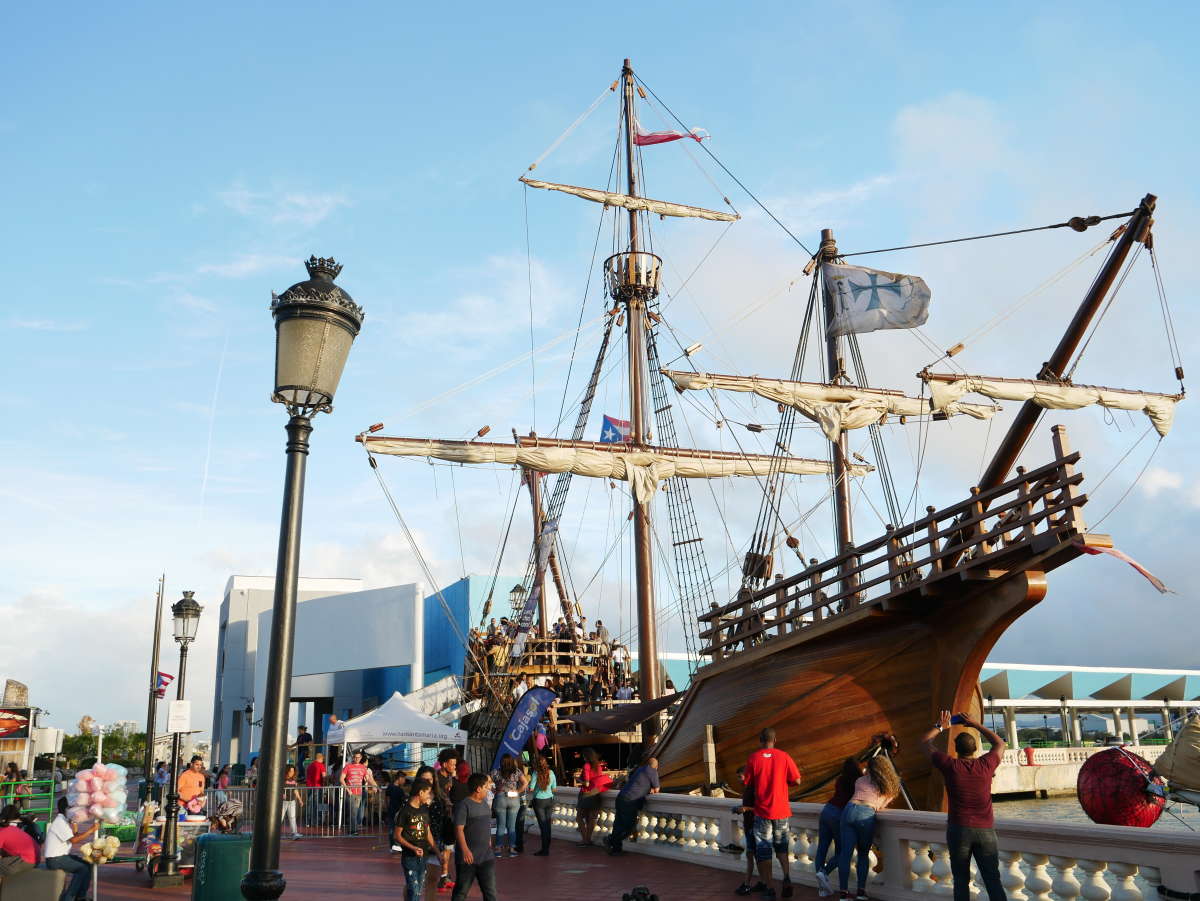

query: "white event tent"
left=326, top=691, right=467, bottom=753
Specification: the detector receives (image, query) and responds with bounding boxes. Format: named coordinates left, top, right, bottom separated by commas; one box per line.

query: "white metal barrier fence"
left=222, top=786, right=388, bottom=838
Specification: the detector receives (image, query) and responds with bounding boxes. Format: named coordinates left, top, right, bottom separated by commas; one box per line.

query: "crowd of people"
left=0, top=707, right=1010, bottom=900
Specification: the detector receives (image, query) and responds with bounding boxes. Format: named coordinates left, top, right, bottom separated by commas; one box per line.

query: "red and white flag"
left=634, top=125, right=709, bottom=146
left=155, top=671, right=175, bottom=699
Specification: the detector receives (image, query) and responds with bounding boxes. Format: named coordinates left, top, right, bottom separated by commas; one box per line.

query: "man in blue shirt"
left=607, top=756, right=659, bottom=855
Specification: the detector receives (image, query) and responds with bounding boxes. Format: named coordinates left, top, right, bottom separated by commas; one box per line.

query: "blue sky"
left=3, top=1, right=1197, bottom=737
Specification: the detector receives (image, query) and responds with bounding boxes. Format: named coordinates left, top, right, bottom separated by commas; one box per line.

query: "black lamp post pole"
left=242, top=414, right=311, bottom=900
left=155, top=637, right=191, bottom=885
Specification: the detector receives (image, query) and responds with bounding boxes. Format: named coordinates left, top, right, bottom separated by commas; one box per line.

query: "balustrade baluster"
left=1001, top=849, right=1029, bottom=901
left=793, top=825, right=812, bottom=869
left=931, top=843, right=954, bottom=896
left=1107, top=862, right=1141, bottom=901
left=1138, top=865, right=1162, bottom=901
left=912, top=842, right=936, bottom=892
left=1026, top=854, right=1054, bottom=901
left=1050, top=856, right=1082, bottom=901
left=1078, top=860, right=1111, bottom=901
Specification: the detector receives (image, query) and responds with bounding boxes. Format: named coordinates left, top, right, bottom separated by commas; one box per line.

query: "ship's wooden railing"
left=699, top=426, right=1088, bottom=660
left=463, top=635, right=621, bottom=698
left=517, top=636, right=613, bottom=672
left=548, top=789, right=1199, bottom=901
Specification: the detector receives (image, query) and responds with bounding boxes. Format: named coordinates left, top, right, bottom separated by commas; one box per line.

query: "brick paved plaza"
left=92, top=837, right=822, bottom=900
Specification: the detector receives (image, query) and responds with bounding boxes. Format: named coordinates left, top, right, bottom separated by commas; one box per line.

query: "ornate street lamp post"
left=155, top=591, right=203, bottom=886
left=508, top=583, right=527, bottom=610
left=242, top=257, right=363, bottom=900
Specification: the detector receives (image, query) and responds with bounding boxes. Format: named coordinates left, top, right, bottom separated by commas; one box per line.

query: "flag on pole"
left=634, top=125, right=709, bottom=146
left=823, top=262, right=931, bottom=338
left=599, top=415, right=632, bottom=443
left=155, top=672, right=175, bottom=699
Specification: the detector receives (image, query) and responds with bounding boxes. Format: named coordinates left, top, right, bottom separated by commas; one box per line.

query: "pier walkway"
left=94, top=837, right=777, bottom=900
left=58, top=789, right=1200, bottom=901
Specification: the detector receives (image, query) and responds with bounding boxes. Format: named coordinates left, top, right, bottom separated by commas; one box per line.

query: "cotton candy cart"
left=137, top=816, right=210, bottom=885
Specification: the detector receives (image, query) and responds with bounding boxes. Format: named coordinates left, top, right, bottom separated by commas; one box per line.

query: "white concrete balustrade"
left=549, top=789, right=1199, bottom=901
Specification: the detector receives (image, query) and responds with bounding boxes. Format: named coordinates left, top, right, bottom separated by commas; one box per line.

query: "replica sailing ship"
left=359, top=60, right=1184, bottom=809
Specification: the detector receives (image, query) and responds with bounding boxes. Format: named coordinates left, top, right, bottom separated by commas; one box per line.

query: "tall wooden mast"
left=621, top=57, right=662, bottom=720
left=819, top=228, right=856, bottom=577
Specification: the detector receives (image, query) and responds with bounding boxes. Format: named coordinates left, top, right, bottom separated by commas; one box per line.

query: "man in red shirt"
left=305, top=752, right=327, bottom=788
left=742, top=727, right=802, bottom=900
left=922, top=710, right=1007, bottom=901
left=304, top=752, right=328, bottom=828
left=340, top=751, right=377, bottom=836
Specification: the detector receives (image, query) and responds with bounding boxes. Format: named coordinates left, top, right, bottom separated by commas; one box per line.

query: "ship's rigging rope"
left=1085, top=426, right=1164, bottom=533
left=523, top=186, right=538, bottom=428
left=478, top=470, right=523, bottom=626
left=552, top=140, right=620, bottom=438
left=362, top=449, right=507, bottom=708
left=1066, top=243, right=1143, bottom=382
left=1149, top=245, right=1186, bottom=390
left=523, top=83, right=614, bottom=174
left=632, top=73, right=814, bottom=257
left=838, top=210, right=1135, bottom=258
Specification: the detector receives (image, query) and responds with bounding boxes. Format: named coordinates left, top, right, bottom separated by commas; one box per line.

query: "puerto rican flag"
left=599, top=415, right=632, bottom=443
left=634, top=124, right=709, bottom=146
left=155, top=672, right=175, bottom=699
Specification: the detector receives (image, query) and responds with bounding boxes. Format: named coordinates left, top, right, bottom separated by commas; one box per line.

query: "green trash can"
left=231, top=762, right=246, bottom=785
left=191, top=833, right=251, bottom=901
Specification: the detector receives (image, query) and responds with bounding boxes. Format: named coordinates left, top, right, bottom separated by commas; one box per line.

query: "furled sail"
left=921, top=373, right=1182, bottom=437
left=662, top=370, right=999, bottom=442
left=519, top=177, right=739, bottom=222
left=360, top=435, right=870, bottom=504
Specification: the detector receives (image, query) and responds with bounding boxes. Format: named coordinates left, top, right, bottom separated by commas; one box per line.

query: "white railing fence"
left=549, top=790, right=1199, bottom=901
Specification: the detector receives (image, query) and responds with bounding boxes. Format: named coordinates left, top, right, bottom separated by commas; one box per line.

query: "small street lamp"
left=242, top=257, right=363, bottom=901
left=155, top=591, right=203, bottom=886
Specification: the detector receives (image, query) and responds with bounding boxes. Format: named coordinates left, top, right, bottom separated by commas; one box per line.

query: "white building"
left=210, top=575, right=364, bottom=766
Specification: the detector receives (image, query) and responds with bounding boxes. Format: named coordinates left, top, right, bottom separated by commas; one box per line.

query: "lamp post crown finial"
left=305, top=256, right=343, bottom=281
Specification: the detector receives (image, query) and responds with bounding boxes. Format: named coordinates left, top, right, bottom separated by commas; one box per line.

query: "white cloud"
left=394, top=254, right=567, bottom=350
left=7, top=318, right=87, bottom=332
left=218, top=185, right=349, bottom=228
left=173, top=292, right=220, bottom=313
left=1140, top=467, right=1183, bottom=498
left=196, top=253, right=295, bottom=279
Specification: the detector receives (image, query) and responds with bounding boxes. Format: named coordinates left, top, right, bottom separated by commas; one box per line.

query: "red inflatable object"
left=1077, top=747, right=1165, bottom=827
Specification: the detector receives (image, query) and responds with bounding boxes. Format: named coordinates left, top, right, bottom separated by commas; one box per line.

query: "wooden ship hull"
left=652, top=428, right=1102, bottom=810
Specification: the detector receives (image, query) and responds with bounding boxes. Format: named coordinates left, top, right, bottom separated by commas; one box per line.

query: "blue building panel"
left=423, top=575, right=521, bottom=690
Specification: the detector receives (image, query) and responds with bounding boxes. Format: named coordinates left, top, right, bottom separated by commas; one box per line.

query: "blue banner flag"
left=491, top=686, right=557, bottom=772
